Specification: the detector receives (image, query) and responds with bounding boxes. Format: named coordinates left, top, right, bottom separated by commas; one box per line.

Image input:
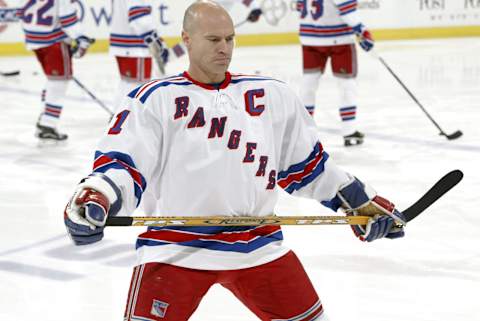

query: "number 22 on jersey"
left=22, top=0, right=54, bottom=26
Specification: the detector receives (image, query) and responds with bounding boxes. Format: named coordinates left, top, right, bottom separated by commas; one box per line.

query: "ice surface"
left=0, top=37, right=479, bottom=321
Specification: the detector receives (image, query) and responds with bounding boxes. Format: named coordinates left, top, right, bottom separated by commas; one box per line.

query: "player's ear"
left=182, top=31, right=191, bottom=49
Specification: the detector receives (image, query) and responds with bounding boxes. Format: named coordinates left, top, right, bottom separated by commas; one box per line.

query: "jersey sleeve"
left=332, top=0, right=363, bottom=29
left=58, top=0, right=84, bottom=39
left=126, top=0, right=156, bottom=38
left=91, top=87, right=164, bottom=216
left=273, top=83, right=351, bottom=211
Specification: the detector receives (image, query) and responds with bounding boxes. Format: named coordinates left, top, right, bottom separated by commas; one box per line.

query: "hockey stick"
left=167, top=0, right=287, bottom=61
left=106, top=169, right=463, bottom=227
left=234, top=19, right=249, bottom=28
left=72, top=76, right=114, bottom=117
left=0, top=8, right=21, bottom=23
left=373, top=52, right=462, bottom=140
left=167, top=18, right=255, bottom=61
left=0, top=70, right=21, bottom=77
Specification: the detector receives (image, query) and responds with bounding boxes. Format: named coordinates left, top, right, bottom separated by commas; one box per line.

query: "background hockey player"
left=297, top=0, right=374, bottom=146
left=109, top=0, right=169, bottom=113
left=64, top=1, right=405, bottom=320
left=19, top=0, right=94, bottom=140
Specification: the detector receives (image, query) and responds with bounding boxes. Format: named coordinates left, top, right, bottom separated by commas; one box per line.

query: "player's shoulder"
left=229, top=73, right=287, bottom=89
left=127, top=73, right=194, bottom=104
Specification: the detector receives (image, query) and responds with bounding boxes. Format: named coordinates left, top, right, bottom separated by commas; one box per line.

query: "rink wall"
left=1, top=0, right=480, bottom=56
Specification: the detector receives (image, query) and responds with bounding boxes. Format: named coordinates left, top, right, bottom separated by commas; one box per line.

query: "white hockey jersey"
left=109, top=0, right=156, bottom=57
left=92, top=72, right=351, bottom=270
left=297, top=0, right=363, bottom=46
left=19, top=0, right=85, bottom=50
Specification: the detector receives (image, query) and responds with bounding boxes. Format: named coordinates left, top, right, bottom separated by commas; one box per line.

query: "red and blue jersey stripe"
left=109, top=32, right=151, bottom=49
left=300, top=23, right=354, bottom=38
left=336, top=0, right=357, bottom=16
left=231, top=73, right=281, bottom=85
left=23, top=28, right=67, bottom=45
left=136, top=225, right=284, bottom=253
left=59, top=12, right=78, bottom=28
left=128, top=74, right=193, bottom=104
left=93, top=151, right=146, bottom=205
left=128, top=6, right=152, bottom=22
left=277, top=142, right=329, bottom=194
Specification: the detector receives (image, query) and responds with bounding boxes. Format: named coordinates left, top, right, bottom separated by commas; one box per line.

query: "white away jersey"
left=19, top=0, right=84, bottom=50
left=297, top=0, right=362, bottom=46
left=92, top=72, right=351, bottom=270
left=109, top=0, right=156, bottom=57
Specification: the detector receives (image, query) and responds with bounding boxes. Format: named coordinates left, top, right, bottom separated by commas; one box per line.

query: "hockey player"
left=109, top=0, right=169, bottom=113
left=20, top=0, right=94, bottom=140
left=64, top=1, right=405, bottom=320
left=297, top=0, right=374, bottom=146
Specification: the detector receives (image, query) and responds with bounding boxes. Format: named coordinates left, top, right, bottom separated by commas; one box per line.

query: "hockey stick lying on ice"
left=106, top=169, right=463, bottom=227
left=0, top=70, right=21, bottom=77
left=371, top=51, right=462, bottom=140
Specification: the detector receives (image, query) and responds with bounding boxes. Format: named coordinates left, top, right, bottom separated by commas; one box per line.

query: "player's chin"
left=210, top=64, right=230, bottom=75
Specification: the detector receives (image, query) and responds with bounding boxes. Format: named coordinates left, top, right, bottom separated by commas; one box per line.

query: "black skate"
left=344, top=131, right=364, bottom=146
left=35, top=123, right=68, bottom=141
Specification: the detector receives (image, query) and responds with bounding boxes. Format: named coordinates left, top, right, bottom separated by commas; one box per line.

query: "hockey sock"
left=300, top=71, right=321, bottom=116
left=38, top=79, right=69, bottom=128
left=337, top=77, right=358, bottom=136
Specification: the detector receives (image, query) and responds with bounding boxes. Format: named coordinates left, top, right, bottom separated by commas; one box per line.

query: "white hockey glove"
left=71, top=36, right=95, bottom=58
left=64, top=174, right=122, bottom=245
left=337, top=176, right=406, bottom=242
left=144, top=31, right=169, bottom=75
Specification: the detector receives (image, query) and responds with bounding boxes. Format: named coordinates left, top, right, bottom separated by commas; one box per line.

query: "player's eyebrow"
left=204, top=33, right=235, bottom=39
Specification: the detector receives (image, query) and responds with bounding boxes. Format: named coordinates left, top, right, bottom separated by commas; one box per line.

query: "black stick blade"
left=0, top=71, right=20, bottom=77
left=443, top=130, right=463, bottom=140
left=403, top=170, right=463, bottom=222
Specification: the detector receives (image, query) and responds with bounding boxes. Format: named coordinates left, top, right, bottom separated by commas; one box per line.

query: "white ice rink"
left=1, top=37, right=479, bottom=321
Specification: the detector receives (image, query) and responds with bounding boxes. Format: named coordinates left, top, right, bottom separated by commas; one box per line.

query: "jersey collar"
left=183, top=71, right=232, bottom=90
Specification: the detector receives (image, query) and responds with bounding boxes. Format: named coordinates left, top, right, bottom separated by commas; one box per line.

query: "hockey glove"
left=247, top=8, right=262, bottom=22
left=64, top=175, right=121, bottom=245
left=337, top=177, right=406, bottom=242
left=144, top=31, right=169, bottom=75
left=353, top=24, right=374, bottom=52
left=71, top=36, right=95, bottom=58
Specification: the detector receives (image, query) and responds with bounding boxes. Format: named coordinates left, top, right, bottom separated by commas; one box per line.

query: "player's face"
left=186, top=13, right=235, bottom=79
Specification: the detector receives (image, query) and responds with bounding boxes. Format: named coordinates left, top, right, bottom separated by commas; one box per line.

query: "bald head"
left=183, top=0, right=233, bottom=34
left=182, top=0, right=235, bottom=84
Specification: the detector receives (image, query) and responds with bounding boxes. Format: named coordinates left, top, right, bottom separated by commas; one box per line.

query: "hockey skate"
left=35, top=122, right=68, bottom=141
left=343, top=131, right=364, bottom=146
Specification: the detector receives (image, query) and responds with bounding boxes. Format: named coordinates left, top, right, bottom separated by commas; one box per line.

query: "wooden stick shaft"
left=106, top=215, right=371, bottom=227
